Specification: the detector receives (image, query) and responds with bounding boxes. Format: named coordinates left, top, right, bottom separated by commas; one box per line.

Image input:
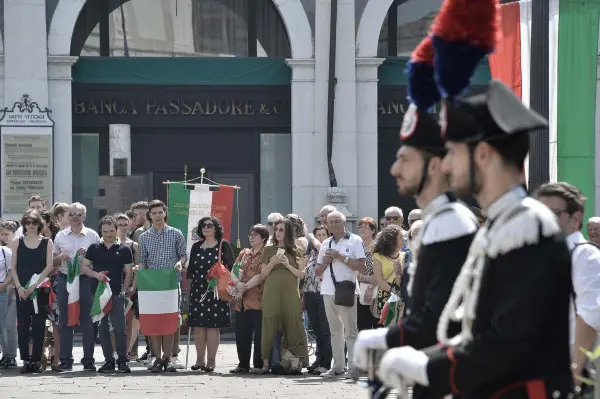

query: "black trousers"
left=357, top=302, right=380, bottom=331
left=304, top=291, right=332, bottom=368
left=235, top=308, right=263, bottom=369
left=16, top=293, right=48, bottom=363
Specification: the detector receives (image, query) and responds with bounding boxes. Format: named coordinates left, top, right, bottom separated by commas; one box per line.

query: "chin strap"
left=415, top=157, right=431, bottom=196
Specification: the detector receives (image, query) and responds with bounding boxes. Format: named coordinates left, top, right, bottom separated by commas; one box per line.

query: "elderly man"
left=316, top=211, right=365, bottom=378
left=407, top=209, right=422, bottom=228
left=53, top=202, right=100, bottom=372
left=587, top=217, right=600, bottom=246
left=266, top=213, right=284, bottom=244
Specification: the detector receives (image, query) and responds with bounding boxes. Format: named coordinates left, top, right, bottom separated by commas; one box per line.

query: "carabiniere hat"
left=439, top=80, right=549, bottom=144
left=399, top=103, right=447, bottom=157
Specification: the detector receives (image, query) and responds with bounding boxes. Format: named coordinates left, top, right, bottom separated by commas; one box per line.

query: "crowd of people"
left=0, top=193, right=430, bottom=378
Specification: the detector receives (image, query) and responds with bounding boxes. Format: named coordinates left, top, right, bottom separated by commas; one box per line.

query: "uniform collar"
left=486, top=184, right=527, bottom=221
left=423, top=192, right=454, bottom=219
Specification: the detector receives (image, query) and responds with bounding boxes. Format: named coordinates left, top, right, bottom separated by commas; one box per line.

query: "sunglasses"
left=202, top=223, right=214, bottom=229
left=23, top=220, right=39, bottom=226
left=385, top=216, right=400, bottom=221
left=69, top=212, right=84, bottom=217
left=267, top=221, right=281, bottom=226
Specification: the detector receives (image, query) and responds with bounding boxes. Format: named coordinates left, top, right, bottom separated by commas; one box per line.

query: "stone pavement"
left=1, top=339, right=367, bottom=399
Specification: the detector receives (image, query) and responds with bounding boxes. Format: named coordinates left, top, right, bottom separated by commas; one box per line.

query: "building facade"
left=1, top=0, right=499, bottom=245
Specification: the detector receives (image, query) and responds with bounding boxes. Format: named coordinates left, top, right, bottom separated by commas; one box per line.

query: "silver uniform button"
left=552, top=390, right=561, bottom=398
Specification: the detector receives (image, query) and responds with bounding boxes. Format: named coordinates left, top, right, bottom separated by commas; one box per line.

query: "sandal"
left=191, top=363, right=205, bottom=371
left=202, top=365, right=215, bottom=372
left=250, top=367, right=270, bottom=375
left=229, top=366, right=249, bottom=373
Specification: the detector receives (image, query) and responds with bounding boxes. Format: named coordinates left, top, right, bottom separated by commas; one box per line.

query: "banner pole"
left=200, top=167, right=205, bottom=185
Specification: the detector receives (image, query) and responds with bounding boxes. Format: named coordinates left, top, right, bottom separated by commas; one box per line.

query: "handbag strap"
left=327, top=239, right=338, bottom=287
left=218, top=240, right=223, bottom=264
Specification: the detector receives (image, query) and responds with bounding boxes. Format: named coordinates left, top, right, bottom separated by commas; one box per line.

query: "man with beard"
left=353, top=103, right=478, bottom=371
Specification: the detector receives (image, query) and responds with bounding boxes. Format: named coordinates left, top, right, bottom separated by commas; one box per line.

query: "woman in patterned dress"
left=186, top=216, right=234, bottom=372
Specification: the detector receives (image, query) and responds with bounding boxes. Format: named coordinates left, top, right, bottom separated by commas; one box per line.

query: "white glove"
left=353, top=328, right=389, bottom=372
left=378, top=346, right=430, bottom=387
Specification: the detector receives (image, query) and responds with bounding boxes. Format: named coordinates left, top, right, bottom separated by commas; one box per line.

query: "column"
left=4, top=0, right=48, bottom=105
left=313, top=0, right=332, bottom=225
left=48, top=56, right=78, bottom=204
left=331, top=0, right=358, bottom=217
left=356, top=57, right=384, bottom=221
left=286, top=59, right=317, bottom=230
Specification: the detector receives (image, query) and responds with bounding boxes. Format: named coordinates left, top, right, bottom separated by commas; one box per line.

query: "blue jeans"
left=57, top=274, right=96, bottom=366
left=0, top=290, right=17, bottom=358
left=99, top=295, right=127, bottom=363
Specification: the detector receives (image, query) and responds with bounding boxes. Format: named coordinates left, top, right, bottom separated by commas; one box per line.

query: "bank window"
left=73, top=0, right=291, bottom=58
left=260, top=133, right=291, bottom=222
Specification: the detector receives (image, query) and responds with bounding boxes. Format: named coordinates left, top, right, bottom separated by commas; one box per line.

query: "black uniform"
left=409, top=81, right=574, bottom=398
left=386, top=191, right=477, bottom=350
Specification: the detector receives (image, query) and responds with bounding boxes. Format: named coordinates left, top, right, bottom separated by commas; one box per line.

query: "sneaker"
left=98, top=361, right=115, bottom=374
left=165, top=358, right=177, bottom=372
left=150, top=359, right=163, bottom=373
left=311, top=366, right=329, bottom=375
left=0, top=357, right=5, bottom=366
left=20, top=362, right=31, bottom=374
left=146, top=356, right=155, bottom=370
left=171, top=356, right=184, bottom=370
left=83, top=363, right=96, bottom=372
left=117, top=362, right=131, bottom=374
left=345, top=367, right=360, bottom=380
left=137, top=352, right=149, bottom=362
left=55, top=363, right=73, bottom=372
left=321, top=368, right=345, bottom=378
left=3, top=358, right=17, bottom=369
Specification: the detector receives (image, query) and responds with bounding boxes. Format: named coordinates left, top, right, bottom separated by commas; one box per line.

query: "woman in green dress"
left=254, top=218, right=308, bottom=374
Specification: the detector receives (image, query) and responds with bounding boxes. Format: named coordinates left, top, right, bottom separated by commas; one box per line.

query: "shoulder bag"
left=328, top=240, right=356, bottom=307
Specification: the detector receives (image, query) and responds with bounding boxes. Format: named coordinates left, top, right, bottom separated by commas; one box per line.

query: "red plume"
left=431, top=0, right=500, bottom=49
left=411, top=35, right=434, bottom=64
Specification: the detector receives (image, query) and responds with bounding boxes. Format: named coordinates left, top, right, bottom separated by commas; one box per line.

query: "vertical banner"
left=556, top=0, right=600, bottom=234
left=167, top=183, right=235, bottom=252
left=211, top=185, right=234, bottom=241
left=488, top=2, right=522, bottom=98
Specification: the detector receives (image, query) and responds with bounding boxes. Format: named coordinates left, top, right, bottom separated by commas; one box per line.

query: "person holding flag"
left=372, top=0, right=574, bottom=397
left=52, top=203, right=100, bottom=372
left=81, top=215, right=134, bottom=374
left=9, top=210, right=54, bottom=373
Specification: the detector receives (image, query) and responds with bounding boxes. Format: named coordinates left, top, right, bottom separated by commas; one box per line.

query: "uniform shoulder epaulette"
left=486, top=197, right=561, bottom=258
left=421, top=201, right=478, bottom=245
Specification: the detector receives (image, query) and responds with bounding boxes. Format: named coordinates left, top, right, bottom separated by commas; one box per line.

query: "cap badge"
left=400, top=103, right=419, bottom=139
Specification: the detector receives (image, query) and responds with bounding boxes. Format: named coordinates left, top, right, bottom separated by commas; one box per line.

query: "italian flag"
left=66, top=253, right=81, bottom=326
left=379, top=293, right=401, bottom=327
left=90, top=275, right=112, bottom=323
left=487, top=0, right=559, bottom=185
left=137, top=268, right=179, bottom=336
left=167, top=183, right=235, bottom=256
left=24, top=274, right=51, bottom=314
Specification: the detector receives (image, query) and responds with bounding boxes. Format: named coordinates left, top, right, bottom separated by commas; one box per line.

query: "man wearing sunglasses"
left=265, top=213, right=283, bottom=245
left=52, top=202, right=100, bottom=372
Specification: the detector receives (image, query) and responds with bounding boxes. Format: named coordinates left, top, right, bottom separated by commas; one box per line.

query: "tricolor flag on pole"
left=487, top=0, right=559, bottom=185
left=137, top=268, right=179, bottom=336
left=24, top=274, right=51, bottom=314
left=379, top=293, right=403, bottom=327
left=167, top=183, right=235, bottom=256
left=66, top=253, right=81, bottom=326
left=90, top=275, right=113, bottom=323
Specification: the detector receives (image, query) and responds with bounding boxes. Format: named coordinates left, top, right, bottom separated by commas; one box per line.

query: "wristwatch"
left=343, top=256, right=349, bottom=264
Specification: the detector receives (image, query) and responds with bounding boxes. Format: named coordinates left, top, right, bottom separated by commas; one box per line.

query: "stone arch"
left=356, top=0, right=442, bottom=57
left=48, top=0, right=313, bottom=58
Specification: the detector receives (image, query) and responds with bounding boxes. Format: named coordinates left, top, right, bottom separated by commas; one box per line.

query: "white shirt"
left=14, top=226, right=23, bottom=239
left=317, top=232, right=366, bottom=296
left=53, top=226, right=100, bottom=274
left=567, top=231, right=600, bottom=350
left=0, top=246, right=12, bottom=283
